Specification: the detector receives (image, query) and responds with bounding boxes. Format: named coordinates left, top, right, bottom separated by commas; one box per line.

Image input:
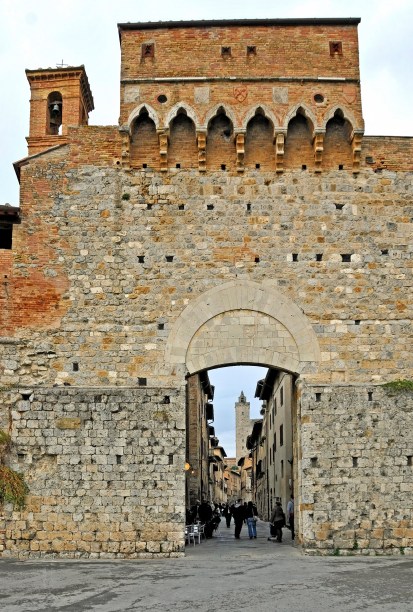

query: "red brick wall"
left=168, top=115, right=198, bottom=169
left=245, top=115, right=275, bottom=170
left=130, top=116, right=160, bottom=170
left=284, top=115, right=315, bottom=170
left=323, top=116, right=353, bottom=170
left=206, top=113, right=236, bottom=171
left=120, top=23, right=360, bottom=80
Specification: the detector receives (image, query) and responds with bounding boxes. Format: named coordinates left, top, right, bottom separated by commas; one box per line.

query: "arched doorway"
left=166, top=280, right=320, bottom=545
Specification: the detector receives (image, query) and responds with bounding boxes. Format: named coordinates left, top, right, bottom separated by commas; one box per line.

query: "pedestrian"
left=287, top=494, right=294, bottom=540
left=199, top=499, right=214, bottom=537
left=245, top=501, right=258, bottom=539
left=232, top=499, right=246, bottom=539
left=269, top=500, right=285, bottom=543
left=223, top=503, right=232, bottom=528
left=190, top=499, right=201, bottom=523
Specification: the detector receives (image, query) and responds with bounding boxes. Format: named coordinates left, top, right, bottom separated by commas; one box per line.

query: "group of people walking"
left=223, top=499, right=259, bottom=539
left=222, top=494, right=294, bottom=542
left=187, top=495, right=294, bottom=543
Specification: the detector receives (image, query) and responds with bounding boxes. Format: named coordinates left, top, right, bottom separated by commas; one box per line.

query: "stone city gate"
left=1, top=18, right=412, bottom=557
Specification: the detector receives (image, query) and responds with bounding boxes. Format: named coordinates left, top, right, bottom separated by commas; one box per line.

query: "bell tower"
left=25, top=65, right=94, bottom=156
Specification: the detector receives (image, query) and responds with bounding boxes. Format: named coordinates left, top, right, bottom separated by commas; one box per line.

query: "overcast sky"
left=1, top=0, right=412, bottom=455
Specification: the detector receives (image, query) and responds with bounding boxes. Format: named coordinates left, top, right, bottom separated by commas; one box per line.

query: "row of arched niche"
left=122, top=103, right=364, bottom=173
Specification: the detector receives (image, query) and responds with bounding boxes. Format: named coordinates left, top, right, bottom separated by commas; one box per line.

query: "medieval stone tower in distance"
left=1, top=18, right=412, bottom=560
left=235, top=391, right=255, bottom=462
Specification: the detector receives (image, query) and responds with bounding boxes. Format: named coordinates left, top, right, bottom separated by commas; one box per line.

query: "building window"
left=280, top=424, right=284, bottom=447
left=0, top=224, right=13, bottom=249
left=280, top=387, right=284, bottom=406
left=281, top=459, right=284, bottom=477
left=142, top=43, right=155, bottom=58
left=329, top=41, right=343, bottom=55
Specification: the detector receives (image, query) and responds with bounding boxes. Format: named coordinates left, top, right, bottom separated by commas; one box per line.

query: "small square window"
left=329, top=41, right=343, bottom=56
left=221, top=46, right=231, bottom=57
left=142, top=43, right=154, bottom=59
left=247, top=45, right=256, bottom=56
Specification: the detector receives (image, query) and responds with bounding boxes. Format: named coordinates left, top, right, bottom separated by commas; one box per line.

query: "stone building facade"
left=0, top=18, right=412, bottom=558
left=254, top=370, right=294, bottom=520
left=185, top=372, right=214, bottom=508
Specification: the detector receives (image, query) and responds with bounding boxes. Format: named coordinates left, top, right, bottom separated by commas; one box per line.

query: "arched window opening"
left=47, top=91, right=62, bottom=135
left=206, top=108, right=235, bottom=171
left=324, top=110, right=353, bottom=170
left=168, top=110, right=198, bottom=169
left=284, top=111, right=314, bottom=170
left=130, top=108, right=160, bottom=170
left=245, top=110, right=274, bottom=170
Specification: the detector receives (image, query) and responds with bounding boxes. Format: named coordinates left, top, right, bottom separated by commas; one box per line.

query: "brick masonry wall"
left=120, top=23, right=361, bottom=80
left=1, top=387, right=186, bottom=559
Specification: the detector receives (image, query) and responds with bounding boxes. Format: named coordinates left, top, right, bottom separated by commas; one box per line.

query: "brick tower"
left=25, top=65, right=94, bottom=156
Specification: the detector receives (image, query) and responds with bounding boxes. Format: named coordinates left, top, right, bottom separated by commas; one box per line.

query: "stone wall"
left=2, top=162, right=412, bottom=389
left=298, top=384, right=413, bottom=554
left=0, top=387, right=185, bottom=559
left=1, top=19, right=412, bottom=557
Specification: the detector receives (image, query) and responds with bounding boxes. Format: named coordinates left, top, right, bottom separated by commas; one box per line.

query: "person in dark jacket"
left=245, top=501, right=258, bottom=539
left=223, top=503, right=232, bottom=528
left=269, top=501, right=285, bottom=542
left=199, top=499, right=214, bottom=537
left=232, top=499, right=246, bottom=539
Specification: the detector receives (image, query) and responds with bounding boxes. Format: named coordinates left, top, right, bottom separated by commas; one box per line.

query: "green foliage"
left=0, top=430, right=11, bottom=446
left=382, top=380, right=413, bottom=392
left=0, top=465, right=29, bottom=509
left=121, top=193, right=130, bottom=200
left=153, top=409, right=170, bottom=423
left=400, top=547, right=405, bottom=555
left=352, top=539, right=359, bottom=550
left=333, top=548, right=340, bottom=556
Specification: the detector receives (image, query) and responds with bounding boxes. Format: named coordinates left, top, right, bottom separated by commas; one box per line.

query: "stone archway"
left=167, top=280, right=321, bottom=546
left=165, top=280, right=320, bottom=375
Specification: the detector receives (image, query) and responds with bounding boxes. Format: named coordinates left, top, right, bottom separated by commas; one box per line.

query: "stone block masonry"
left=298, top=384, right=413, bottom=555
left=1, top=18, right=412, bottom=557
left=1, top=387, right=186, bottom=559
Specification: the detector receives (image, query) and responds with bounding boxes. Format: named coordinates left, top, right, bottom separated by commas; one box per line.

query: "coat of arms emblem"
left=234, top=86, right=248, bottom=102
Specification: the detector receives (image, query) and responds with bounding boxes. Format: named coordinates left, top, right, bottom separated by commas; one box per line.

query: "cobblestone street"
left=1, top=520, right=412, bottom=612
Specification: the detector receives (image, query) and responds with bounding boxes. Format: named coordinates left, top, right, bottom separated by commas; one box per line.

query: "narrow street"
left=1, top=520, right=412, bottom=612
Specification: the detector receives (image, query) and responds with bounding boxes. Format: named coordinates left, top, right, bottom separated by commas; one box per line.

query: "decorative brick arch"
left=242, top=105, right=279, bottom=132
left=284, top=104, right=318, bottom=134
left=165, top=103, right=199, bottom=130
left=127, top=103, right=160, bottom=132
left=322, top=105, right=360, bottom=135
left=165, top=280, right=320, bottom=374
left=202, top=104, right=237, bottom=131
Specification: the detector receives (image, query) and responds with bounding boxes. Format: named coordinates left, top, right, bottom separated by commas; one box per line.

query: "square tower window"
left=329, top=41, right=343, bottom=55
left=221, top=46, right=231, bottom=57
left=142, top=43, right=155, bottom=58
